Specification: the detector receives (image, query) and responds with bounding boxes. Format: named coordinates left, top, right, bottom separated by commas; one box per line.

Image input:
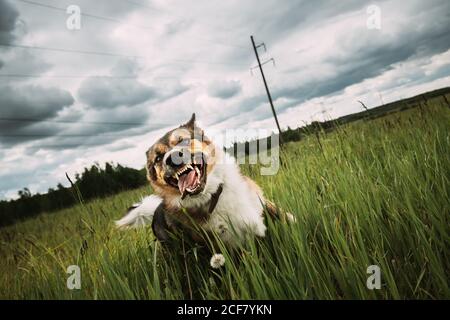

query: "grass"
left=0, top=98, right=449, bottom=299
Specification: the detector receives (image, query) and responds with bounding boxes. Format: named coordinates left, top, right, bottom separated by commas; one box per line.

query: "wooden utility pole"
left=250, top=35, right=283, bottom=143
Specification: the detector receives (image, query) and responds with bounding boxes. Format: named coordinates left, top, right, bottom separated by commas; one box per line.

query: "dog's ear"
left=183, top=113, right=196, bottom=129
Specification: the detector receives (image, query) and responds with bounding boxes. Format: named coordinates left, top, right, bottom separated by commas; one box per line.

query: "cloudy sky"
left=0, top=0, right=449, bottom=199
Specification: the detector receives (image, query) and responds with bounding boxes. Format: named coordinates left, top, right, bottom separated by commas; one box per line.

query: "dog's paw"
left=285, top=212, right=297, bottom=223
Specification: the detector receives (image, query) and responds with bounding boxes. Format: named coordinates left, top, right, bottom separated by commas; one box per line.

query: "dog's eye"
left=155, top=155, right=163, bottom=163
left=178, top=136, right=189, bottom=146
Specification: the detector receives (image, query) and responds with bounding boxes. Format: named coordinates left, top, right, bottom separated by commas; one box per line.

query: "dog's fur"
left=116, top=114, right=292, bottom=247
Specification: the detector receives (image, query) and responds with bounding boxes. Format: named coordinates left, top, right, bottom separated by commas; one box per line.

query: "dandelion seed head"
left=210, top=253, right=225, bottom=269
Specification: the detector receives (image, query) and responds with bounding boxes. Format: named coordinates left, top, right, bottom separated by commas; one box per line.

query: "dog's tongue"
left=178, top=169, right=198, bottom=195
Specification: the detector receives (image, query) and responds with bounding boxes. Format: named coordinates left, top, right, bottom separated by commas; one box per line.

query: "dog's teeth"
left=174, top=172, right=179, bottom=180
left=177, top=165, right=189, bottom=175
left=175, top=163, right=198, bottom=177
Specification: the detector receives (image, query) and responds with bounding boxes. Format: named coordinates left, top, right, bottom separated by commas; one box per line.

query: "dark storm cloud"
left=77, top=77, right=157, bottom=109
left=106, top=141, right=135, bottom=152
left=208, top=80, right=242, bottom=99
left=272, top=1, right=450, bottom=109
left=36, top=124, right=164, bottom=151
left=62, top=108, right=153, bottom=136
left=0, top=85, right=74, bottom=119
left=0, top=85, right=74, bottom=144
left=76, top=57, right=190, bottom=111
left=19, top=106, right=175, bottom=152
left=0, top=0, right=19, bottom=44
left=210, top=94, right=268, bottom=126
left=329, top=3, right=450, bottom=68
left=237, top=0, right=366, bottom=44
left=0, top=123, right=64, bottom=146
left=0, top=0, right=52, bottom=81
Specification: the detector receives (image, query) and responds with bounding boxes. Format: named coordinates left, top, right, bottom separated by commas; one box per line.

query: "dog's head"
left=145, top=114, right=217, bottom=201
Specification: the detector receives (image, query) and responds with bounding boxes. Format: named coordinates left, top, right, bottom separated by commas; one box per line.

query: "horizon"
left=2, top=85, right=448, bottom=201
left=1, top=0, right=450, bottom=200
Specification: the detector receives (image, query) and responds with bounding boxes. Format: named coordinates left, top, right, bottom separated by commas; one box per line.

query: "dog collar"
left=208, top=183, right=224, bottom=213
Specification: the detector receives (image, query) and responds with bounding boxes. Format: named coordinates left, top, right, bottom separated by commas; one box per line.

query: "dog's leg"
left=115, top=195, right=162, bottom=228
left=264, top=200, right=296, bottom=223
left=151, top=203, right=172, bottom=242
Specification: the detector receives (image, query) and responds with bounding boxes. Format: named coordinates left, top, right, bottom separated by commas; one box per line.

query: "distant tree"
left=18, top=188, right=31, bottom=199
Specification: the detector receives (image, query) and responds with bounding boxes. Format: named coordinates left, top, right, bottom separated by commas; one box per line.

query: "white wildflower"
left=210, top=253, right=225, bottom=269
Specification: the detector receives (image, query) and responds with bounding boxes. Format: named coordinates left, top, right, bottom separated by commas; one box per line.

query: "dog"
left=116, top=114, right=293, bottom=247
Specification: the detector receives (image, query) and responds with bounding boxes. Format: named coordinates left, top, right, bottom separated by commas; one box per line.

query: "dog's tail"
left=115, top=194, right=162, bottom=228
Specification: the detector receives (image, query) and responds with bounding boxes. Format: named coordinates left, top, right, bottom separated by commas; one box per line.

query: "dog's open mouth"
left=166, top=154, right=206, bottom=199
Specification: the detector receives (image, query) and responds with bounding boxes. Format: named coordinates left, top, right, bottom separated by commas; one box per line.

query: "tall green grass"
left=0, top=100, right=449, bottom=299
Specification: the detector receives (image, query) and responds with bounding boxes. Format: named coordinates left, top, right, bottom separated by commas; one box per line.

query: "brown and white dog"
left=116, top=114, right=292, bottom=247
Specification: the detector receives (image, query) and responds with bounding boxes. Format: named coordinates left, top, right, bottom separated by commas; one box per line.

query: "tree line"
left=0, top=162, right=147, bottom=227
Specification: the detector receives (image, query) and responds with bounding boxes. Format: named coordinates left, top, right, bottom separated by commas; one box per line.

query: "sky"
left=0, top=0, right=449, bottom=200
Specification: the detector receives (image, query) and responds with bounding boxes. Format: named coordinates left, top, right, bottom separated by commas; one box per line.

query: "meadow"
left=0, top=97, right=449, bottom=299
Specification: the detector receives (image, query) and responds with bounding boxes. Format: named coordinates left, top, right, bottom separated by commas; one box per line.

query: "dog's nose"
left=165, top=149, right=189, bottom=168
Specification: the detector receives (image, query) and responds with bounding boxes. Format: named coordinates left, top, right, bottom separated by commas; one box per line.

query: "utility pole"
left=250, top=35, right=283, bottom=143
left=378, top=91, right=385, bottom=105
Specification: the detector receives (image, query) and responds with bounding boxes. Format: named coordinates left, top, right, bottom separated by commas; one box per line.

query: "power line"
left=0, top=73, right=139, bottom=79
left=15, top=0, right=247, bottom=50
left=0, top=72, right=240, bottom=80
left=0, top=117, right=179, bottom=132
left=0, top=73, right=219, bottom=81
left=0, top=43, right=142, bottom=59
left=0, top=117, right=154, bottom=126
left=0, top=43, right=247, bottom=66
left=0, top=143, right=131, bottom=149
left=0, top=133, right=145, bottom=137
left=16, top=0, right=154, bottom=30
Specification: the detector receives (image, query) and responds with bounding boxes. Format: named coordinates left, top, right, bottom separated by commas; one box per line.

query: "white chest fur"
left=178, top=153, right=267, bottom=246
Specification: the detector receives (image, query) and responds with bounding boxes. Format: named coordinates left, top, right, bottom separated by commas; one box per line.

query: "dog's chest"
left=176, top=205, right=210, bottom=224
left=166, top=173, right=266, bottom=244
left=166, top=192, right=233, bottom=239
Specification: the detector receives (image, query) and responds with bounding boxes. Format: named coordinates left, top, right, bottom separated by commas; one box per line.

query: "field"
left=0, top=97, right=449, bottom=299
